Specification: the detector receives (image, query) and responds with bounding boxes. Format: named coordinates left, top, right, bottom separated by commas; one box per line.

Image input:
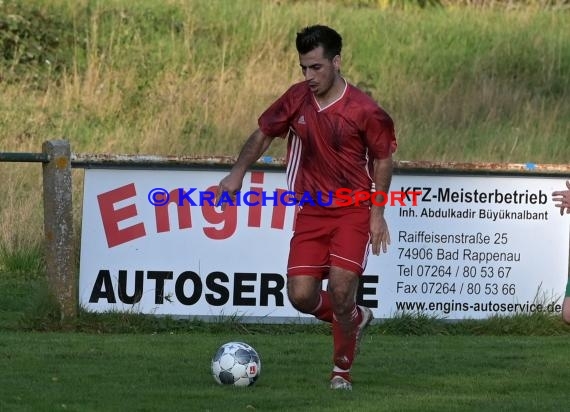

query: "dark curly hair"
left=295, top=25, right=342, bottom=60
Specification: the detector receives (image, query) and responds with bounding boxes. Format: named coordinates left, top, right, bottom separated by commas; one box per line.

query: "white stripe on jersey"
left=286, top=128, right=302, bottom=191
left=364, top=147, right=373, bottom=183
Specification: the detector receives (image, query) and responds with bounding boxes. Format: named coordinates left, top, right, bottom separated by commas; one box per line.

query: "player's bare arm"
left=552, top=180, right=570, bottom=215
left=370, top=156, right=393, bottom=255
left=218, top=129, right=274, bottom=204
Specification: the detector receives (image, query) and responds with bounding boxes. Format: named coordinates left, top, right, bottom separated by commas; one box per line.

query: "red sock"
left=310, top=290, right=333, bottom=323
left=332, top=305, right=362, bottom=371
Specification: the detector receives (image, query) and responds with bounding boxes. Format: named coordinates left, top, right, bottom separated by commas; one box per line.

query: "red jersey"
left=258, top=80, right=397, bottom=204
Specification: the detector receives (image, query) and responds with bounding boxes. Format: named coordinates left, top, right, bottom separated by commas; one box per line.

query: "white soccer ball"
left=211, top=341, right=261, bottom=387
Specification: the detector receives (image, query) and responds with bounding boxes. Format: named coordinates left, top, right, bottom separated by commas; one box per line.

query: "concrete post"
left=42, top=140, right=76, bottom=320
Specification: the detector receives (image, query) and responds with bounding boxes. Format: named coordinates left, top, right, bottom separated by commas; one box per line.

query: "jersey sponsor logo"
left=297, top=115, right=306, bottom=125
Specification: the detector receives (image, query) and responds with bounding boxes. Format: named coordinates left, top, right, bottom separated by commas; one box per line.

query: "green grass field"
left=1, top=331, right=570, bottom=411
left=2, top=269, right=570, bottom=411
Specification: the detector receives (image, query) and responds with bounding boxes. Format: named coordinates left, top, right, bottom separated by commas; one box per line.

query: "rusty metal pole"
left=42, top=140, right=76, bottom=321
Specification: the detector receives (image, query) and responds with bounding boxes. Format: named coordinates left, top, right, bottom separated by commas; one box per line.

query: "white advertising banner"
left=79, top=168, right=570, bottom=321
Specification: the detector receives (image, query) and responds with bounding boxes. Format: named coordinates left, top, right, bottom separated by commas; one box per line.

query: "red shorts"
left=287, top=205, right=371, bottom=278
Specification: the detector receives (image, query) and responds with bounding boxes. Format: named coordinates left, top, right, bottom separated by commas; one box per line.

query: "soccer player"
left=552, top=180, right=570, bottom=324
left=218, top=25, right=397, bottom=390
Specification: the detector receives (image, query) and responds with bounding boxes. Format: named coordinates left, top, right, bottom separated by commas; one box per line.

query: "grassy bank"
left=1, top=1, right=568, bottom=157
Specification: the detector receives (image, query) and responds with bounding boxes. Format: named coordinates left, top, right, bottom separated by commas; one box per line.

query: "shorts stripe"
left=330, top=254, right=365, bottom=270
left=287, top=264, right=330, bottom=277
left=288, top=264, right=330, bottom=271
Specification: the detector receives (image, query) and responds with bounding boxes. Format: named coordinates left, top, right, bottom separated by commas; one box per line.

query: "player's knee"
left=329, top=284, right=357, bottom=313
left=287, top=293, right=315, bottom=314
left=286, top=283, right=318, bottom=314
left=328, top=288, right=354, bottom=316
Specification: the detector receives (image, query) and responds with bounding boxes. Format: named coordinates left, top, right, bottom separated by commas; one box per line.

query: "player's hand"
left=552, top=180, right=570, bottom=216
left=370, top=207, right=390, bottom=255
left=217, top=173, right=243, bottom=210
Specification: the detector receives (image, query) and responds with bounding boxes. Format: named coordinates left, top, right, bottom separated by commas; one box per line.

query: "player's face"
left=299, top=46, right=340, bottom=97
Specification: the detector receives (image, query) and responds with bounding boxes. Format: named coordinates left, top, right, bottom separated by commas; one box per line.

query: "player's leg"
left=287, top=275, right=324, bottom=315
left=328, top=266, right=361, bottom=388
left=286, top=207, right=333, bottom=322
left=328, top=206, right=373, bottom=390
left=563, top=278, right=570, bottom=324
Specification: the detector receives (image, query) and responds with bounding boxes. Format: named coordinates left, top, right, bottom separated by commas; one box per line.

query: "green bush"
left=0, top=1, right=74, bottom=82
